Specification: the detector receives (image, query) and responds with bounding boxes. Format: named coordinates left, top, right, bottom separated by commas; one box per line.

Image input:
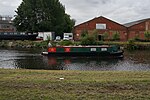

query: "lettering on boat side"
left=101, top=48, right=107, bottom=51
left=91, top=48, right=96, bottom=51
left=65, top=48, right=71, bottom=52
left=48, top=48, right=56, bottom=52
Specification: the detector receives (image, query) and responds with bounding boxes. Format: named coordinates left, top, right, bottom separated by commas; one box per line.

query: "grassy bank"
left=0, top=69, right=150, bottom=100
left=0, top=40, right=150, bottom=50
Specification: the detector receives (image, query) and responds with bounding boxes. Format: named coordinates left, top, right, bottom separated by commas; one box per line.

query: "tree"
left=144, top=31, right=150, bottom=40
left=92, top=29, right=99, bottom=41
left=80, top=35, right=97, bottom=45
left=63, top=14, right=76, bottom=33
left=103, top=32, right=109, bottom=41
left=13, top=0, right=75, bottom=35
left=81, top=29, right=88, bottom=38
left=112, top=31, right=120, bottom=41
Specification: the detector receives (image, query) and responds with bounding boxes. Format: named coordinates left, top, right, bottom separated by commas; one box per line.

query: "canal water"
left=0, top=48, right=150, bottom=71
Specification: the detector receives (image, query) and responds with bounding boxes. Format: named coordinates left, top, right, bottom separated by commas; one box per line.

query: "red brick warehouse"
left=73, top=16, right=150, bottom=41
left=124, top=18, right=150, bottom=40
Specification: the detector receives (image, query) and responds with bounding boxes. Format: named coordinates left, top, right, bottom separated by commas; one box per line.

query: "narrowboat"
left=42, top=45, right=124, bottom=58
left=0, top=32, right=38, bottom=40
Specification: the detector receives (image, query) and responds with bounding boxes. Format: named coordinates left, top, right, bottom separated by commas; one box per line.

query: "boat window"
left=91, top=48, right=97, bottom=51
left=1, top=25, right=10, bottom=29
left=4, top=33, right=7, bottom=35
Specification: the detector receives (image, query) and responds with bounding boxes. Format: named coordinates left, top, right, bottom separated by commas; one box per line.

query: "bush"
left=144, top=31, right=150, bottom=40
left=112, top=31, right=120, bottom=41
left=127, top=39, right=137, bottom=50
left=58, top=40, right=73, bottom=46
left=103, top=32, right=109, bottom=41
left=81, top=29, right=88, bottom=38
left=34, top=41, right=48, bottom=48
left=80, top=35, right=97, bottom=45
left=92, top=29, right=99, bottom=41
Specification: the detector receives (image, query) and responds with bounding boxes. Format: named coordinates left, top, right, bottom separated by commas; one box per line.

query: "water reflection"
left=0, top=49, right=150, bottom=71
left=45, top=57, right=122, bottom=70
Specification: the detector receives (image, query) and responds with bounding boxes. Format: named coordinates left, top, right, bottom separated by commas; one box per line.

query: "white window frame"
left=96, top=23, right=106, bottom=29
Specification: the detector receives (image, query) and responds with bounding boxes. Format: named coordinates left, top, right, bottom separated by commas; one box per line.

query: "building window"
left=1, top=25, right=10, bottom=29
left=96, top=24, right=106, bottom=29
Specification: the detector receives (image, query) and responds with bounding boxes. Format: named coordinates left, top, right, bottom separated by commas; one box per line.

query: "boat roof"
left=51, top=45, right=111, bottom=48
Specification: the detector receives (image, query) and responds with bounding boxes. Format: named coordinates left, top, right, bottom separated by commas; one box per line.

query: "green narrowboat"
left=42, top=45, right=124, bottom=58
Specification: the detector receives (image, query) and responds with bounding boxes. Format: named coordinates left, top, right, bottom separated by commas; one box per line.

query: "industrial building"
left=73, top=16, right=150, bottom=41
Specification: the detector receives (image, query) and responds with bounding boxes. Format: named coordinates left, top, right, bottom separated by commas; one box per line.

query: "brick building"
left=73, top=16, right=127, bottom=41
left=0, top=16, right=16, bottom=32
left=73, top=16, right=150, bottom=41
left=124, top=18, right=150, bottom=40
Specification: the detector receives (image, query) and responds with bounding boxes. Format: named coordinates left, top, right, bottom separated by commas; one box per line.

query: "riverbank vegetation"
left=0, top=40, right=150, bottom=50
left=0, top=69, right=150, bottom=100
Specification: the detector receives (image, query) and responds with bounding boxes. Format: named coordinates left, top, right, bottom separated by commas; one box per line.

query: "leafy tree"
left=80, top=35, right=97, bottom=45
left=81, top=29, right=88, bottom=38
left=144, top=31, right=150, bottom=40
left=103, top=32, right=109, bottom=41
left=112, top=31, right=120, bottom=41
left=13, top=0, right=75, bottom=35
left=63, top=14, right=76, bottom=33
left=92, top=29, right=99, bottom=41
left=80, top=31, right=97, bottom=45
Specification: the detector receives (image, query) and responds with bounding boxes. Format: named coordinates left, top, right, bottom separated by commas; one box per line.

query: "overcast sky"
left=0, top=0, right=150, bottom=25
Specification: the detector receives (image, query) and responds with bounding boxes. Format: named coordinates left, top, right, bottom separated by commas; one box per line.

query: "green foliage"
left=13, top=0, right=75, bottom=35
left=97, top=41, right=104, bottom=45
left=112, top=31, right=120, bottom=41
left=58, top=40, right=73, bottom=46
left=63, top=14, right=76, bottom=33
left=144, top=31, right=150, bottom=40
left=80, top=30, right=98, bottom=45
left=103, top=32, right=109, bottom=41
left=46, top=35, right=51, bottom=42
left=127, top=39, right=137, bottom=50
left=34, top=41, right=48, bottom=48
left=80, top=35, right=97, bottom=45
left=81, top=29, right=88, bottom=38
left=92, top=29, right=99, bottom=41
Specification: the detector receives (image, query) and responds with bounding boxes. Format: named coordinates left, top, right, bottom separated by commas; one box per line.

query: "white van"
left=63, top=33, right=73, bottom=40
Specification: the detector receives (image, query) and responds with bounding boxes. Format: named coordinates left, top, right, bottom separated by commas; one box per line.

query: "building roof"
left=124, top=18, right=150, bottom=27
left=74, top=16, right=126, bottom=28
left=0, top=20, right=12, bottom=24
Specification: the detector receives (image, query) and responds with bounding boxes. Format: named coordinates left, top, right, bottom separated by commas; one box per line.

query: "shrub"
left=127, top=39, right=137, bottom=50
left=112, top=31, right=120, bottom=41
left=81, top=29, right=88, bottom=38
left=103, top=32, right=109, bottom=41
left=92, top=29, right=99, bottom=41
left=80, top=35, right=97, bottom=45
left=144, top=31, right=150, bottom=40
left=58, top=40, right=73, bottom=46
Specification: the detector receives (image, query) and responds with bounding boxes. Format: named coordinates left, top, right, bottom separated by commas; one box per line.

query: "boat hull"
left=42, top=46, right=124, bottom=58
left=0, top=32, right=38, bottom=40
left=42, top=52, right=123, bottom=58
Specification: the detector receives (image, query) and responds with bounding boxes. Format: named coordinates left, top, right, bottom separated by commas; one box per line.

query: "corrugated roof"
left=124, top=18, right=150, bottom=27
left=0, top=20, right=12, bottom=24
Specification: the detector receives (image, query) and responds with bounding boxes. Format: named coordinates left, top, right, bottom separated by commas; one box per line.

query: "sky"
left=0, top=0, right=150, bottom=25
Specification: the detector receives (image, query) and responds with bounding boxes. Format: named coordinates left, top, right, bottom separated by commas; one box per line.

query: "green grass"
left=0, top=69, right=150, bottom=100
